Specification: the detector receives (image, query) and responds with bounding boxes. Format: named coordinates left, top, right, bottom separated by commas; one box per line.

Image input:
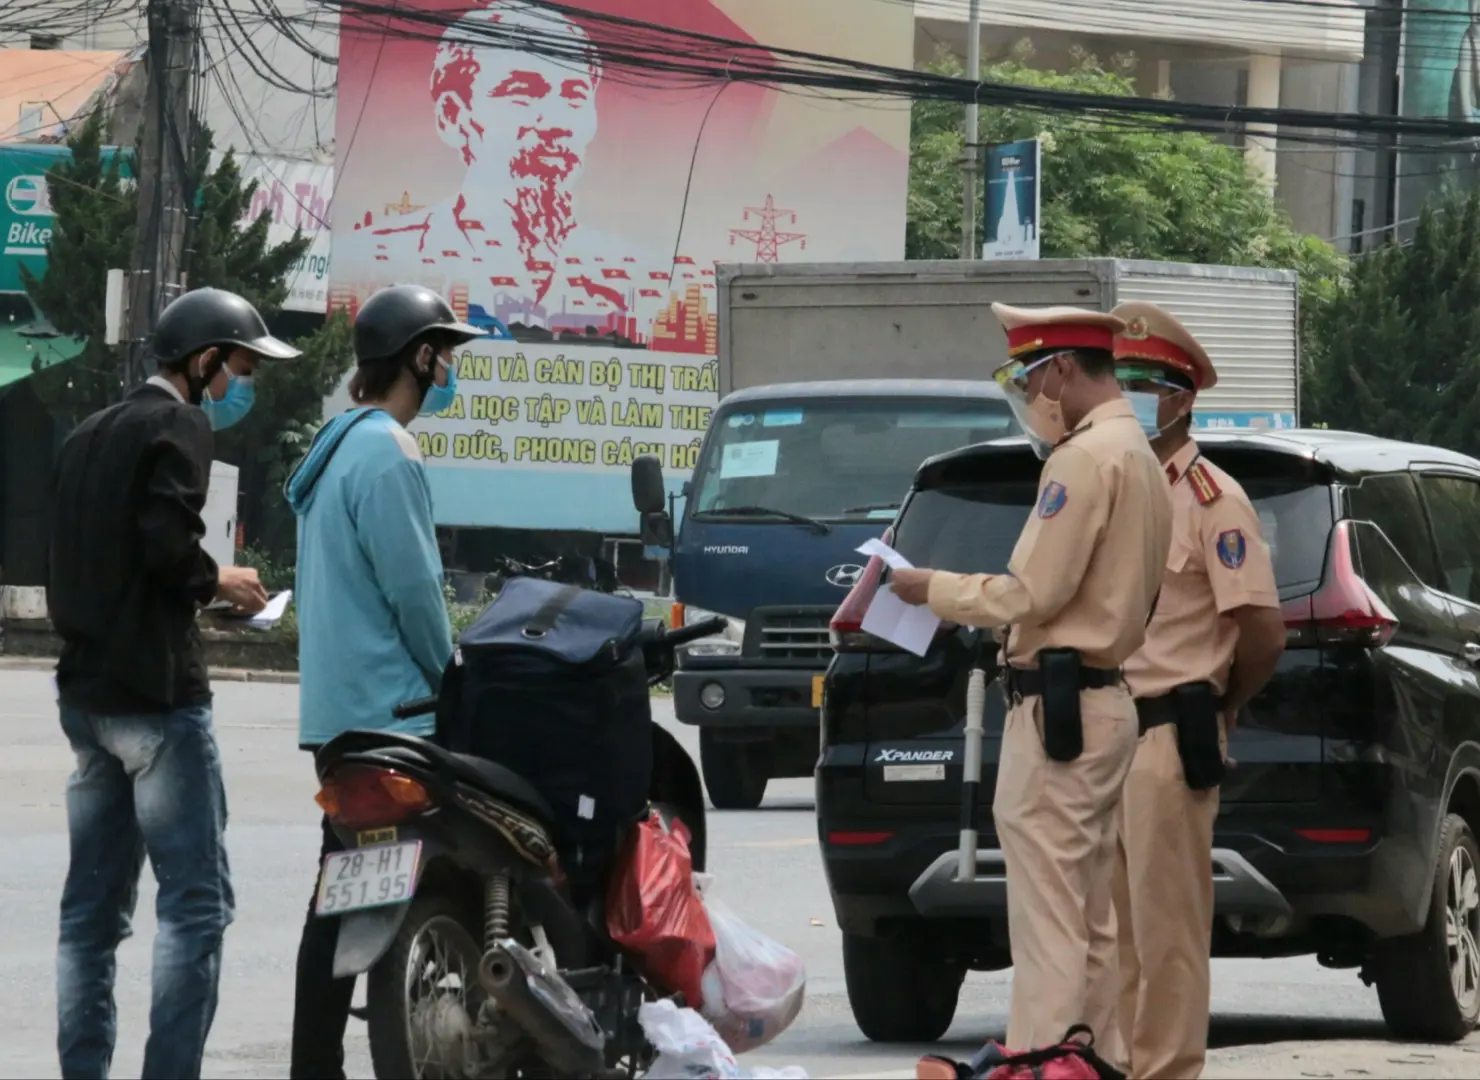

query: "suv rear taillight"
left=1282, top=519, right=1398, bottom=648
left=316, top=764, right=435, bottom=830
left=828, top=553, right=888, bottom=651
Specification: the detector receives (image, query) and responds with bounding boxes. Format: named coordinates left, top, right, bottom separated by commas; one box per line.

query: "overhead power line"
left=312, top=0, right=1480, bottom=153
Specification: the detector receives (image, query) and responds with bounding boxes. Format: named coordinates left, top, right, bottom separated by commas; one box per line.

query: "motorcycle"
left=311, top=614, right=726, bottom=1079
left=487, top=554, right=628, bottom=597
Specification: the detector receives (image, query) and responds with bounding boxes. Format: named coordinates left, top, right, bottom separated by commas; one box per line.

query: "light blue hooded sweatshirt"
left=285, top=407, right=453, bottom=747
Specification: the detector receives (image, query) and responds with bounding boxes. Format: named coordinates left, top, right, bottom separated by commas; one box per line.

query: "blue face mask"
left=202, top=370, right=256, bottom=431
left=1124, top=390, right=1163, bottom=437
left=419, top=357, right=458, bottom=417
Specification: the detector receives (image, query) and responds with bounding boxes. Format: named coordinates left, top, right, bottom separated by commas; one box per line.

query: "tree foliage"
left=219, top=309, right=354, bottom=559
left=908, top=49, right=1346, bottom=365
left=19, top=109, right=136, bottom=429
left=22, top=110, right=315, bottom=427
left=1306, top=183, right=1480, bottom=452
left=23, top=108, right=354, bottom=560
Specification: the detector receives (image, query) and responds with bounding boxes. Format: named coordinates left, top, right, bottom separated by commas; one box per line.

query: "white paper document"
left=852, top=539, right=942, bottom=655
left=855, top=537, right=914, bottom=571
left=247, top=590, right=293, bottom=631
left=861, top=584, right=941, bottom=657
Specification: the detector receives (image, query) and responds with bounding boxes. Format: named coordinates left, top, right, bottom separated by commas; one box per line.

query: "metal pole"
left=124, top=0, right=196, bottom=390
left=957, top=632, right=987, bottom=882
left=959, top=0, right=981, bottom=261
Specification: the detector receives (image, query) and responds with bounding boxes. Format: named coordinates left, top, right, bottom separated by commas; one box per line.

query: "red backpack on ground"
left=915, top=1025, right=1127, bottom=1080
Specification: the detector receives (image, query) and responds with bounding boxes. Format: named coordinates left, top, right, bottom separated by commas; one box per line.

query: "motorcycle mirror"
left=631, top=454, right=667, bottom=514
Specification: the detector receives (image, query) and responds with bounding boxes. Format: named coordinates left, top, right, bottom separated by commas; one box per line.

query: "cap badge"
left=1123, top=315, right=1150, bottom=340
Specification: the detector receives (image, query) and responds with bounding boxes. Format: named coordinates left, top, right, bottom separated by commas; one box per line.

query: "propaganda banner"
left=328, top=0, right=911, bottom=531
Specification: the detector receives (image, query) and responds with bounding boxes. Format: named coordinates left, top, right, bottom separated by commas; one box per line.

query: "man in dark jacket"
left=48, top=287, right=299, bottom=1080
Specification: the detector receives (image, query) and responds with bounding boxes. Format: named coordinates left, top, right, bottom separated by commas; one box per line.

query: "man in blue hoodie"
left=284, top=284, right=483, bottom=1078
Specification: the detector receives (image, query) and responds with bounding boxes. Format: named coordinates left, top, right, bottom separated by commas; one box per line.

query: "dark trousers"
left=289, top=815, right=356, bottom=1079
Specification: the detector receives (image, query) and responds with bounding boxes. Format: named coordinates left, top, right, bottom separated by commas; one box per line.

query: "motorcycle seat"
left=445, top=752, right=556, bottom=821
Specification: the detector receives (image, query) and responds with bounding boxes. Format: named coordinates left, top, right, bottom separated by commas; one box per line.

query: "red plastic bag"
left=606, top=809, right=716, bottom=1008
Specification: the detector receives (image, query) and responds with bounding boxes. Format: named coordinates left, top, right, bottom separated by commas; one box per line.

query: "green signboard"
left=0, top=143, right=128, bottom=389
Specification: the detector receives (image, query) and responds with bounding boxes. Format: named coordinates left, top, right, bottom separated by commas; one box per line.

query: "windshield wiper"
left=841, top=502, right=900, bottom=516
left=692, top=505, right=832, bottom=534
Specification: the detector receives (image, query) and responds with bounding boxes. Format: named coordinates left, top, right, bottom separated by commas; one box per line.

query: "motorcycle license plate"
left=315, top=841, right=422, bottom=916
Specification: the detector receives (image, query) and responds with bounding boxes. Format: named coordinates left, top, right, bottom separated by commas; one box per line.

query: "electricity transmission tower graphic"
left=728, top=195, right=807, bottom=262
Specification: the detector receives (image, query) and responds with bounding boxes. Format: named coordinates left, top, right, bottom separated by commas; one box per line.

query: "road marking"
left=728, top=837, right=817, bottom=849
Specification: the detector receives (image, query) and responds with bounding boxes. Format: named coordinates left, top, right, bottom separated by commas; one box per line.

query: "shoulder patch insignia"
left=1038, top=481, right=1068, bottom=519
left=1216, top=528, right=1246, bottom=570
left=1188, top=462, right=1222, bottom=506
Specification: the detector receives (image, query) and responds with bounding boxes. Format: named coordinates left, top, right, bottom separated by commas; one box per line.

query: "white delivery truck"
left=715, top=258, right=1299, bottom=429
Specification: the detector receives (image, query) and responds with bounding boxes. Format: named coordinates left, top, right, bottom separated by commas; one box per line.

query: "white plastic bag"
left=692, top=874, right=807, bottom=1054
left=638, top=1000, right=809, bottom=1080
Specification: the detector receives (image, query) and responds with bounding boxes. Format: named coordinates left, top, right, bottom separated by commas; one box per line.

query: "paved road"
left=0, top=671, right=1424, bottom=1077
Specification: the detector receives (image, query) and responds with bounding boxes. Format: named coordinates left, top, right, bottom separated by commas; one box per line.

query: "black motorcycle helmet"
left=353, top=284, right=484, bottom=362
left=152, top=287, right=300, bottom=366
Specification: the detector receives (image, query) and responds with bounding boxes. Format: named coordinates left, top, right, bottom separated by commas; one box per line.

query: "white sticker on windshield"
left=719, top=440, right=780, bottom=478
left=763, top=408, right=804, bottom=427
left=727, top=413, right=755, bottom=429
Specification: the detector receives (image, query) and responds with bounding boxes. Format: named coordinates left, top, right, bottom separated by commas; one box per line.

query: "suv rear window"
left=892, top=457, right=1333, bottom=595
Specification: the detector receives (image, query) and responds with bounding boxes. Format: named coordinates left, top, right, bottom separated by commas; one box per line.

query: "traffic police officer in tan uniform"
left=1102, top=301, right=1286, bottom=1079
left=894, top=304, right=1173, bottom=1060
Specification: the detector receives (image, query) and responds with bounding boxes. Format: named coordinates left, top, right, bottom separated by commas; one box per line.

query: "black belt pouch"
left=1172, top=681, right=1225, bottom=791
left=1037, top=648, right=1084, bottom=763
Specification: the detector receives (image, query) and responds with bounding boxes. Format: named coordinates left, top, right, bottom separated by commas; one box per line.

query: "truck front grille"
left=756, top=612, right=833, bottom=661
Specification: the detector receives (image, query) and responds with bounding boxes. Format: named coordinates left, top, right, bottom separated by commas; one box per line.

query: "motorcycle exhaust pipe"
left=480, top=943, right=606, bottom=1076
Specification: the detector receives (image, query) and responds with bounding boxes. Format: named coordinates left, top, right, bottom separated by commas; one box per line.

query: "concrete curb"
left=0, top=656, right=300, bottom=684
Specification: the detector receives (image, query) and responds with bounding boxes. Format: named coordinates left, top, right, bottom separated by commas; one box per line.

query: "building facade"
left=916, top=0, right=1372, bottom=251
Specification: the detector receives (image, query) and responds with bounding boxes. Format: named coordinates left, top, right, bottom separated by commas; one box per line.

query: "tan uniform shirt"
left=1122, top=440, right=1280, bottom=698
left=926, top=398, right=1173, bottom=670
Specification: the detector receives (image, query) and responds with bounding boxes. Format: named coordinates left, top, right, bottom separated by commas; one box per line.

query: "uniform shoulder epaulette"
left=1187, top=461, right=1222, bottom=506
left=1052, top=425, right=1089, bottom=451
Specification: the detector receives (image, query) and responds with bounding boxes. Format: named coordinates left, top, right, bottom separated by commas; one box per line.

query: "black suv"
left=818, top=430, right=1480, bottom=1045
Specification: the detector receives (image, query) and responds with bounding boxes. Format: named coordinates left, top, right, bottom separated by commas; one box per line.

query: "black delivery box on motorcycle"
left=437, top=578, right=652, bottom=887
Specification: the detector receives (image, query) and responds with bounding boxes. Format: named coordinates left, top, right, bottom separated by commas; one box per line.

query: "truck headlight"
left=680, top=606, right=744, bottom=658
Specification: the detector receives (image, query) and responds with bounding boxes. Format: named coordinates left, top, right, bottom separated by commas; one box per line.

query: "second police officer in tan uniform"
left=1100, top=302, right=1286, bottom=1079
left=893, top=303, right=1173, bottom=1061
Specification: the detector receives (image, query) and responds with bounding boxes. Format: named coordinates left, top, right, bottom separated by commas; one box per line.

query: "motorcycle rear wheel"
left=367, top=892, right=489, bottom=1079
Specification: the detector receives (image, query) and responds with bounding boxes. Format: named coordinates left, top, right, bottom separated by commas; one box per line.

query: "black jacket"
left=49, top=382, right=220, bottom=714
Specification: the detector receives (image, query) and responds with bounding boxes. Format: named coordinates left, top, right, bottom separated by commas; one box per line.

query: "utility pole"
left=959, top=0, right=981, bottom=261
left=123, top=0, right=197, bottom=388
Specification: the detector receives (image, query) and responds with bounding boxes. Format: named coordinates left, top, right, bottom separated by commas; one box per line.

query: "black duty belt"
left=1004, top=665, right=1122, bottom=698
left=1134, top=694, right=1179, bottom=736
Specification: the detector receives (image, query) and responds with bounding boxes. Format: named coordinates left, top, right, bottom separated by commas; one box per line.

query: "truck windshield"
left=689, top=397, right=1016, bottom=523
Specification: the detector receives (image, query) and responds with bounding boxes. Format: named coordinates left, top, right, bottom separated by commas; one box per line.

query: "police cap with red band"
left=1109, top=300, right=1217, bottom=392
left=990, top=302, right=1127, bottom=362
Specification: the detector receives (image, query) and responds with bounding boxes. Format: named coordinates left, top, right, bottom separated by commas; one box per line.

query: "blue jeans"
left=56, top=702, right=235, bottom=1080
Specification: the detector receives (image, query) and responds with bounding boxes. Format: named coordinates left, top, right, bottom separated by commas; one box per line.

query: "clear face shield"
left=1114, top=363, right=1194, bottom=438
left=993, top=350, right=1072, bottom=460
